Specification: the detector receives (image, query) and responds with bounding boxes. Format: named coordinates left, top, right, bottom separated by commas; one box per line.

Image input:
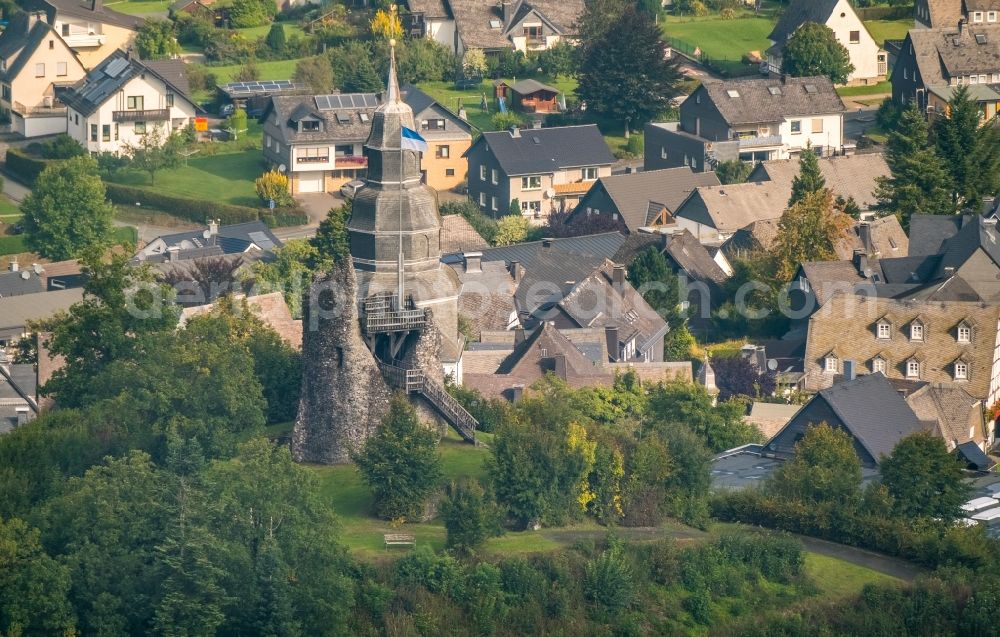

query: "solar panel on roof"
left=104, top=57, right=129, bottom=78
left=976, top=33, right=988, bottom=44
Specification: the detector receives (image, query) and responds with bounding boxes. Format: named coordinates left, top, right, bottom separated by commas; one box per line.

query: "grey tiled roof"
left=0, top=267, right=46, bottom=298
left=470, top=124, right=614, bottom=176
left=60, top=50, right=196, bottom=117
left=906, top=25, right=1000, bottom=87
left=768, top=0, right=840, bottom=43
left=698, top=76, right=845, bottom=126
left=26, top=0, right=145, bottom=30
left=818, top=372, right=928, bottom=462
left=264, top=94, right=380, bottom=145
left=586, top=167, right=721, bottom=232
left=664, top=229, right=728, bottom=287
left=0, top=288, right=84, bottom=333
left=480, top=231, right=628, bottom=266
left=449, top=0, right=512, bottom=50
left=908, top=214, right=972, bottom=256
left=749, top=154, right=890, bottom=211
left=907, top=383, right=984, bottom=446
left=405, top=0, right=450, bottom=18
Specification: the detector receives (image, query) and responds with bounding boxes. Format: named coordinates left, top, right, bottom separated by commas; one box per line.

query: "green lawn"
left=837, top=80, right=892, bottom=97
left=0, top=226, right=136, bottom=257
left=108, top=150, right=263, bottom=208
left=236, top=23, right=307, bottom=40
left=104, top=0, right=171, bottom=14
left=0, top=195, right=20, bottom=218
left=864, top=19, right=913, bottom=47
left=662, top=15, right=776, bottom=62
left=204, top=59, right=304, bottom=85
left=805, top=553, right=900, bottom=598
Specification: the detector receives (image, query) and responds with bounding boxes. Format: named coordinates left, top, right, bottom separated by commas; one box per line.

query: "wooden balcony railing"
left=113, top=109, right=170, bottom=123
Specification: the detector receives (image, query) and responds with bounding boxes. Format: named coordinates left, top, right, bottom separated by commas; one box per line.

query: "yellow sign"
left=194, top=117, right=208, bottom=132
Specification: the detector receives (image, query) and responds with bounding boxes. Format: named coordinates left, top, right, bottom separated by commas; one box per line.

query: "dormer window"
left=824, top=355, right=838, bottom=373
left=958, top=323, right=972, bottom=343
left=301, top=120, right=320, bottom=132
left=910, top=321, right=924, bottom=341
left=955, top=360, right=969, bottom=381
left=876, top=320, right=891, bottom=339
left=871, top=356, right=887, bottom=374
left=906, top=358, right=920, bottom=378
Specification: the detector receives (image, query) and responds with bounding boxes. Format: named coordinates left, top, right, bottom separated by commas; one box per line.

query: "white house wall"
left=825, top=0, right=883, bottom=82
left=777, top=113, right=844, bottom=155
left=67, top=71, right=196, bottom=154
left=425, top=18, right=457, bottom=54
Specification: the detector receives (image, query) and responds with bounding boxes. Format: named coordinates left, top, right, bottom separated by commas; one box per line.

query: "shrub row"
left=856, top=5, right=914, bottom=21
left=5, top=149, right=53, bottom=184
left=711, top=490, right=1000, bottom=571
left=104, top=182, right=261, bottom=225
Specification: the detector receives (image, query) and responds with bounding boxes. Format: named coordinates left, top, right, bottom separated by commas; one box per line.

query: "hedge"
left=104, top=182, right=262, bottom=225
left=5, top=149, right=54, bottom=184
left=856, top=6, right=913, bottom=20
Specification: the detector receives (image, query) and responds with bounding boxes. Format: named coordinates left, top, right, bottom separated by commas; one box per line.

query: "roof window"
left=804, top=84, right=818, bottom=94
left=726, top=89, right=740, bottom=98
left=489, top=19, right=502, bottom=28
left=767, top=86, right=781, bottom=95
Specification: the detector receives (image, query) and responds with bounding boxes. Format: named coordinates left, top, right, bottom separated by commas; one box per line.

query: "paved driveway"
left=295, top=192, right=344, bottom=225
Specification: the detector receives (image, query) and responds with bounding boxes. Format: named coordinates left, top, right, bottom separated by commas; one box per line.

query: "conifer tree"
left=788, top=144, right=826, bottom=207
left=933, top=85, right=1000, bottom=207
left=874, top=103, right=953, bottom=227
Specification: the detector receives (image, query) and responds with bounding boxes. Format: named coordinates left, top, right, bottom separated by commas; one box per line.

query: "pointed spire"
left=387, top=38, right=400, bottom=103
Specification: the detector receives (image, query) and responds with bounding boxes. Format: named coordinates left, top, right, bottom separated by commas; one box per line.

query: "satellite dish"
left=767, top=359, right=778, bottom=371
left=544, top=188, right=555, bottom=198
left=278, top=164, right=287, bottom=173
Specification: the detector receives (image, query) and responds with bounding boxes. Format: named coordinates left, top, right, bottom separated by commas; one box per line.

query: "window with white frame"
left=955, top=361, right=968, bottom=380
left=436, top=144, right=450, bottom=159
left=521, top=200, right=541, bottom=215
left=491, top=195, right=497, bottom=211
left=127, top=96, right=143, bottom=110
left=906, top=359, right=920, bottom=378
left=479, top=165, right=486, bottom=181
left=958, top=324, right=972, bottom=343
left=660, top=146, right=667, bottom=159
left=877, top=321, right=891, bottom=339
left=57, top=61, right=67, bottom=77
left=989, top=10, right=997, bottom=21
left=825, top=356, right=838, bottom=373
left=582, top=166, right=598, bottom=180
left=872, top=357, right=886, bottom=374
left=35, top=63, right=44, bottom=77
left=910, top=322, right=923, bottom=341
left=521, top=175, right=541, bottom=190
left=491, top=168, right=498, bottom=185
left=479, top=192, right=486, bottom=206
left=974, top=10, right=983, bottom=21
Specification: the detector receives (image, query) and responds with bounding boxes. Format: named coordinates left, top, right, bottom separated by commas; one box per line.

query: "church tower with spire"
left=347, top=39, right=460, bottom=345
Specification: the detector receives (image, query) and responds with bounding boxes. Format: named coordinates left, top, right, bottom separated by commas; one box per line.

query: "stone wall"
left=292, top=259, right=392, bottom=464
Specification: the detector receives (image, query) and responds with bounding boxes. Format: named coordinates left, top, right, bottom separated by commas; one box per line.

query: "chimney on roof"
left=852, top=249, right=867, bottom=274
left=510, top=259, right=522, bottom=284
left=552, top=354, right=567, bottom=380
left=605, top=325, right=619, bottom=362
left=93, top=0, right=102, bottom=11
left=15, top=407, right=30, bottom=427
left=463, top=251, right=482, bottom=274
left=959, top=18, right=966, bottom=35
left=7, top=258, right=17, bottom=272
left=510, top=384, right=524, bottom=401
left=858, top=222, right=872, bottom=254
left=541, top=238, right=553, bottom=248
left=514, top=326, right=525, bottom=345
left=509, top=126, right=520, bottom=138
left=612, top=264, right=626, bottom=289
left=531, top=119, right=542, bottom=129
left=208, top=219, right=219, bottom=236
left=844, top=359, right=856, bottom=382
left=28, top=11, right=42, bottom=26
left=500, top=0, right=511, bottom=23
left=167, top=246, right=180, bottom=262
left=944, top=266, right=956, bottom=276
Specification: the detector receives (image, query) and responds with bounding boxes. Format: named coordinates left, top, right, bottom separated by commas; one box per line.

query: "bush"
left=584, top=540, right=635, bottom=615
left=491, top=111, right=523, bottom=132
left=254, top=170, right=294, bottom=206
left=441, top=479, right=501, bottom=554
left=5, top=149, right=53, bottom=184
left=41, top=134, right=86, bottom=159
left=187, top=64, right=218, bottom=92
left=625, top=134, right=644, bottom=156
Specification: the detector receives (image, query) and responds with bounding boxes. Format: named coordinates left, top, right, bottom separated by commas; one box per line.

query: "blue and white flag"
left=400, top=126, right=428, bottom=153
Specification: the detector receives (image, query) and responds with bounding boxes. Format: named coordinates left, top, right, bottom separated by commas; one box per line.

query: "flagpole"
left=392, top=37, right=404, bottom=309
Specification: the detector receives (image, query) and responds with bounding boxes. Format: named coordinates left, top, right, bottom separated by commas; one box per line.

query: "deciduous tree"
left=21, top=155, right=114, bottom=259
left=355, top=395, right=443, bottom=521
left=768, top=422, right=861, bottom=504
left=880, top=432, right=970, bottom=522
left=294, top=55, right=335, bottom=94
left=773, top=189, right=851, bottom=279
left=493, top=213, right=529, bottom=245
left=123, top=125, right=183, bottom=185
left=716, top=159, right=753, bottom=185
left=136, top=19, right=180, bottom=59
left=780, top=22, right=854, bottom=84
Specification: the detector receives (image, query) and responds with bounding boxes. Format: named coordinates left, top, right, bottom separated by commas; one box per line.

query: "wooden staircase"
left=377, top=360, right=478, bottom=444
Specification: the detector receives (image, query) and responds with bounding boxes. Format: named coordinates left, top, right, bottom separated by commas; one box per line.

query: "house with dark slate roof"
left=764, top=372, right=932, bottom=467
left=24, top=0, right=145, bottom=68
left=566, top=167, right=721, bottom=234
left=893, top=22, right=1000, bottom=117
left=407, top=0, right=584, bottom=56
left=134, top=220, right=282, bottom=263
left=916, top=0, right=1000, bottom=29
left=261, top=93, right=380, bottom=195
left=0, top=358, right=38, bottom=434
left=464, top=124, right=614, bottom=222
left=644, top=76, right=846, bottom=174
left=0, top=12, right=86, bottom=137
left=60, top=49, right=197, bottom=154
left=765, top=0, right=887, bottom=85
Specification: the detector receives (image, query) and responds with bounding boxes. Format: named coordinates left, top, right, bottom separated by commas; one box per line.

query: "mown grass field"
left=864, top=19, right=912, bottom=46
left=837, top=80, right=892, bottom=97
left=0, top=226, right=137, bottom=257
left=108, top=149, right=263, bottom=208
left=661, top=15, right=776, bottom=62
left=104, top=0, right=170, bottom=14
left=236, top=22, right=307, bottom=40
left=805, top=552, right=901, bottom=598
left=204, top=59, right=303, bottom=85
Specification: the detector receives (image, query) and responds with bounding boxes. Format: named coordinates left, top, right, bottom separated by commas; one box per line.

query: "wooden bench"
left=384, top=533, right=416, bottom=549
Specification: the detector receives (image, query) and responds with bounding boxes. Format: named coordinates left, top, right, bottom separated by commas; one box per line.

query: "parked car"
left=340, top=180, right=365, bottom=199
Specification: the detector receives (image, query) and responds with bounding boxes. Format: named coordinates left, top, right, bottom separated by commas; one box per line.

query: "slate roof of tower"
left=468, top=124, right=614, bottom=176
